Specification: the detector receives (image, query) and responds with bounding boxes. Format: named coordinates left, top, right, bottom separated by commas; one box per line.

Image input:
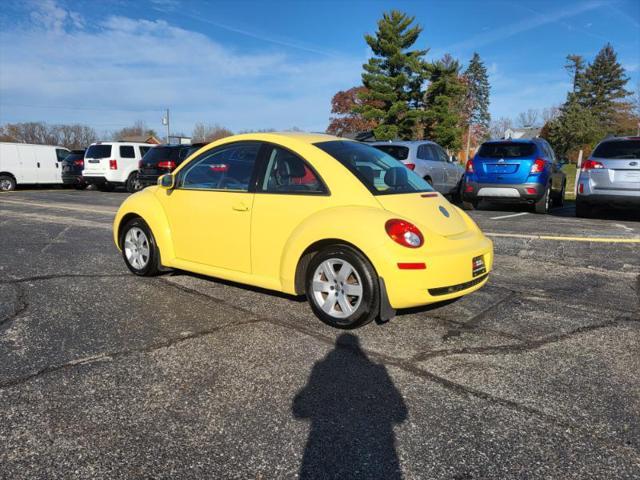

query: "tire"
left=98, top=182, right=115, bottom=192
left=305, top=245, right=379, bottom=329
left=73, top=183, right=88, bottom=190
left=424, top=176, right=433, bottom=187
left=450, top=179, right=463, bottom=204
left=575, top=198, right=593, bottom=218
left=533, top=184, right=551, bottom=214
left=126, top=172, right=142, bottom=193
left=462, top=199, right=479, bottom=210
left=552, top=182, right=565, bottom=208
left=119, top=218, right=162, bottom=276
left=0, top=174, right=16, bottom=192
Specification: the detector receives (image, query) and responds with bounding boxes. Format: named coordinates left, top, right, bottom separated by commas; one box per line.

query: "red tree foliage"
left=326, top=86, right=380, bottom=136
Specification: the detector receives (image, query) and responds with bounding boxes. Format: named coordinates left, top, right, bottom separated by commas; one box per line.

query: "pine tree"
left=464, top=52, right=491, bottom=133
left=578, top=43, right=631, bottom=127
left=422, top=54, right=467, bottom=151
left=357, top=11, right=428, bottom=140
left=564, top=54, right=586, bottom=94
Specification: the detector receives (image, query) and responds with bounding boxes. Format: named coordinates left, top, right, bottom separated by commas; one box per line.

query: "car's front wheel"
left=306, top=245, right=379, bottom=329
left=120, top=218, right=161, bottom=276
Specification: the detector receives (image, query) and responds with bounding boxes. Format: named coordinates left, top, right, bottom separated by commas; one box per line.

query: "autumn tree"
left=326, top=86, right=380, bottom=136
left=192, top=123, right=233, bottom=142
left=516, top=109, right=540, bottom=128
left=357, top=10, right=428, bottom=140
left=0, top=122, right=97, bottom=149
left=111, top=120, right=157, bottom=141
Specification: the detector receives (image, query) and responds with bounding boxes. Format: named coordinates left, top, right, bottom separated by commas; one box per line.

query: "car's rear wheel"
left=575, top=198, right=593, bottom=218
left=552, top=182, right=565, bottom=207
left=462, top=199, right=479, bottom=210
left=533, top=184, right=551, bottom=214
left=120, top=218, right=161, bottom=276
left=0, top=174, right=16, bottom=192
left=306, top=245, right=379, bottom=329
left=126, top=172, right=143, bottom=193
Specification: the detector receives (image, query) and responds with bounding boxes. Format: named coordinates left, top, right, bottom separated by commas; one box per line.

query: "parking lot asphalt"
left=1, top=188, right=639, bottom=479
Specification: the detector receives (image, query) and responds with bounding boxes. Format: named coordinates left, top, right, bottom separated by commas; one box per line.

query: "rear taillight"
left=138, top=160, right=143, bottom=169
left=530, top=158, right=545, bottom=174
left=157, top=160, right=177, bottom=170
left=109, top=159, right=118, bottom=170
left=405, top=163, right=416, bottom=171
left=385, top=219, right=424, bottom=248
left=582, top=159, right=604, bottom=171
left=465, top=159, right=474, bottom=173
left=73, top=159, right=84, bottom=167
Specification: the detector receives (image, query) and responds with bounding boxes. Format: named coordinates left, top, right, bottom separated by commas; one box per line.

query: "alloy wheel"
left=311, top=258, right=363, bottom=319
left=124, top=227, right=150, bottom=269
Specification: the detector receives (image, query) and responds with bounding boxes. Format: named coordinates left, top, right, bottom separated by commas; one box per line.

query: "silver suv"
left=576, top=136, right=640, bottom=217
left=371, top=141, right=464, bottom=197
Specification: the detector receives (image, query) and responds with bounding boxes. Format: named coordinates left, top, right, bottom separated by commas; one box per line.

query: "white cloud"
left=0, top=1, right=362, bottom=133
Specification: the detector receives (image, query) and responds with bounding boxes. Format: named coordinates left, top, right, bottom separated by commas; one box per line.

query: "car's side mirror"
left=158, top=174, right=175, bottom=190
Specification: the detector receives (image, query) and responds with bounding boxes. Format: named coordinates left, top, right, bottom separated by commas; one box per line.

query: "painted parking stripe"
left=490, top=212, right=529, bottom=220
left=0, top=199, right=117, bottom=215
left=486, top=232, right=640, bottom=243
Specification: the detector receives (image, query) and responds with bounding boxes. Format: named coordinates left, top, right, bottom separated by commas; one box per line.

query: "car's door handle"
left=232, top=202, right=249, bottom=212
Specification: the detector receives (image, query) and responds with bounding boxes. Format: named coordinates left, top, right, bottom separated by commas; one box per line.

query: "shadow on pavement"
left=293, top=333, right=408, bottom=480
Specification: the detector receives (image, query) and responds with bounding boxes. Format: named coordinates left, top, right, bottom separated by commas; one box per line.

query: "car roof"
left=599, top=136, right=640, bottom=142
left=214, top=132, right=346, bottom=145
left=485, top=138, right=538, bottom=144
left=370, top=140, right=436, bottom=146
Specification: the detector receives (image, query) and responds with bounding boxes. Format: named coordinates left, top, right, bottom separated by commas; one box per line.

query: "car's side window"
left=260, top=146, right=326, bottom=194
left=139, top=146, right=151, bottom=157
left=417, top=145, right=435, bottom=161
left=179, top=142, right=260, bottom=192
left=433, top=145, right=448, bottom=162
left=55, top=149, right=68, bottom=162
left=120, top=146, right=135, bottom=158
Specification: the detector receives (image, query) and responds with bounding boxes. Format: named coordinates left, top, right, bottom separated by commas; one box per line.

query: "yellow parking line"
left=486, top=232, right=640, bottom=243
left=0, top=199, right=117, bottom=215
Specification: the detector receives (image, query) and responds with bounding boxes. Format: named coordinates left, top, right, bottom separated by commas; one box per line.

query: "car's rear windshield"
left=478, top=142, right=536, bottom=158
left=592, top=140, right=640, bottom=159
left=142, top=146, right=183, bottom=162
left=63, top=152, right=84, bottom=162
left=314, top=140, right=433, bottom=195
left=85, top=145, right=112, bottom=158
left=372, top=144, right=410, bottom=160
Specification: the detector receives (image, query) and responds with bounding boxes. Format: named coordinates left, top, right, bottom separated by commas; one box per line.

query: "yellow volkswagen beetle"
left=113, top=133, right=493, bottom=328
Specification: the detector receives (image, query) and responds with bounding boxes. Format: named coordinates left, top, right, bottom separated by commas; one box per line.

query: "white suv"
left=82, top=142, right=154, bottom=192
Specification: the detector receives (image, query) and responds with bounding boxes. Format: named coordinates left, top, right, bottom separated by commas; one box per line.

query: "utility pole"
left=162, top=109, right=170, bottom=143
left=465, top=124, right=472, bottom=161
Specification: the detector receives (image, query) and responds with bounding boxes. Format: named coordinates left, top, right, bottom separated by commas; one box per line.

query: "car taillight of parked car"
left=465, top=159, right=474, bottom=173
left=109, top=159, right=118, bottom=170
left=138, top=160, right=143, bottom=169
left=157, top=160, right=177, bottom=170
left=581, top=159, right=604, bottom=171
left=529, top=158, right=545, bottom=174
left=73, top=159, right=84, bottom=167
left=385, top=219, right=424, bottom=248
left=404, top=163, right=416, bottom=171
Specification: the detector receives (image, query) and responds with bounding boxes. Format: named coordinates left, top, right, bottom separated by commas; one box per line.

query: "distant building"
left=117, top=135, right=162, bottom=144
left=504, top=127, right=541, bottom=139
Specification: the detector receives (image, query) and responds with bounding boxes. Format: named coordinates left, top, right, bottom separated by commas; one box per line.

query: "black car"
left=137, top=143, right=207, bottom=188
left=61, top=149, right=87, bottom=189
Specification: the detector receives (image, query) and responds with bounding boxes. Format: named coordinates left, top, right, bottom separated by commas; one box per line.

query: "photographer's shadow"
left=292, top=334, right=408, bottom=480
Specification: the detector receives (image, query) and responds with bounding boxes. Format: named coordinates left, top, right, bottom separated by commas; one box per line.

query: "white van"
left=82, top=142, right=154, bottom=192
left=0, top=142, right=70, bottom=191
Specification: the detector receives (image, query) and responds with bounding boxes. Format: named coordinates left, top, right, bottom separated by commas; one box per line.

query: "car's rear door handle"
left=232, top=202, right=249, bottom=212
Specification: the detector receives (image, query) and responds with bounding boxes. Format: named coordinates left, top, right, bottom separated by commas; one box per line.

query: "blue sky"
left=0, top=0, right=638, bottom=137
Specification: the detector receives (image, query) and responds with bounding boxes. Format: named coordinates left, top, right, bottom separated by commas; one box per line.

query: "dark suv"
left=462, top=138, right=566, bottom=214
left=61, top=149, right=87, bottom=189
left=137, top=143, right=206, bottom=188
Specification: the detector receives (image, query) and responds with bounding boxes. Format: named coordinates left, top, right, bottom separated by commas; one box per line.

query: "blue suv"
left=461, top=138, right=566, bottom=214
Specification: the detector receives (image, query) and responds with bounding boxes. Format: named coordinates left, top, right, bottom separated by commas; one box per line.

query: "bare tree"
left=541, top=106, right=560, bottom=124
left=516, top=109, right=540, bottom=128
left=489, top=117, right=513, bottom=138
left=0, top=122, right=97, bottom=149
left=192, top=123, right=233, bottom=142
left=111, top=120, right=157, bottom=141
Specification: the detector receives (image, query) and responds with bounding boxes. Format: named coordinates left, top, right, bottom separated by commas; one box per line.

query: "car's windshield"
left=592, top=140, right=640, bottom=159
left=85, top=144, right=112, bottom=158
left=372, top=144, right=410, bottom=160
left=143, top=146, right=182, bottom=162
left=63, top=153, right=84, bottom=162
left=478, top=142, right=536, bottom=158
left=314, top=141, right=434, bottom=195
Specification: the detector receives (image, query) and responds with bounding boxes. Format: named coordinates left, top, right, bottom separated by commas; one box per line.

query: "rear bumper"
left=463, top=181, right=545, bottom=203
left=138, top=173, right=160, bottom=187
left=374, top=233, right=494, bottom=309
left=61, top=173, right=83, bottom=184
left=577, top=192, right=640, bottom=207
